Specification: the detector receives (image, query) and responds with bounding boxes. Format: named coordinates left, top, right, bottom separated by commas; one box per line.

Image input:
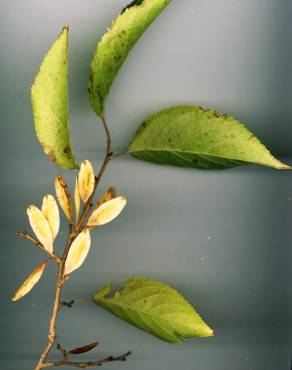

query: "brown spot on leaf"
left=215, top=111, right=226, bottom=118
left=47, top=148, right=57, bottom=164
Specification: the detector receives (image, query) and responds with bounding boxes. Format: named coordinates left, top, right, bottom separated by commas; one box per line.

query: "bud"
left=74, top=177, right=80, bottom=222
left=55, top=176, right=73, bottom=222
left=27, top=205, right=53, bottom=252
left=87, top=196, right=126, bottom=227
left=78, top=160, right=95, bottom=203
left=94, top=187, right=117, bottom=210
left=68, top=341, right=99, bottom=355
left=11, top=261, right=47, bottom=301
left=64, top=229, right=91, bottom=275
left=42, top=194, right=60, bottom=241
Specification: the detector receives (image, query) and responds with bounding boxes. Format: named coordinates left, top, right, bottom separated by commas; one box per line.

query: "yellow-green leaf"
left=129, top=106, right=291, bottom=170
left=55, top=176, right=73, bottom=222
left=89, top=0, right=171, bottom=118
left=64, top=229, right=91, bottom=275
left=78, top=160, right=95, bottom=203
left=27, top=205, right=53, bottom=252
left=93, top=277, right=213, bottom=343
left=31, top=27, right=78, bottom=169
left=87, top=196, right=126, bottom=227
left=42, top=194, right=60, bottom=241
left=12, top=261, right=47, bottom=301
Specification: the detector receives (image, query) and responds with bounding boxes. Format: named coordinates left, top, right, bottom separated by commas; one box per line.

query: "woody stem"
left=33, top=227, right=74, bottom=370
left=77, top=116, right=113, bottom=229
left=33, top=115, right=130, bottom=369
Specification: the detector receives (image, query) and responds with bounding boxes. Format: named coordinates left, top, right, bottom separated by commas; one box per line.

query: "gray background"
left=1, top=0, right=292, bottom=369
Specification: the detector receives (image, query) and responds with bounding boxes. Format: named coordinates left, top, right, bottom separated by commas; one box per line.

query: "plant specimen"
left=12, top=1, right=290, bottom=369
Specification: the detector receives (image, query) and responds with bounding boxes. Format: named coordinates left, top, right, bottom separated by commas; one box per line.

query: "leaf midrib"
left=130, top=147, right=248, bottom=163
left=99, top=296, right=192, bottom=329
left=99, top=297, right=186, bottom=342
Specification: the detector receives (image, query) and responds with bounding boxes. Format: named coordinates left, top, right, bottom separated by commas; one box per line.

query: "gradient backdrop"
left=1, top=1, right=292, bottom=369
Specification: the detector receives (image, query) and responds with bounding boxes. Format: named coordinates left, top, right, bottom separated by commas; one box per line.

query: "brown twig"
left=111, top=150, right=129, bottom=160
left=16, top=230, right=61, bottom=262
left=76, top=117, right=113, bottom=230
left=32, top=116, right=131, bottom=369
left=34, top=261, right=64, bottom=370
left=56, top=343, right=68, bottom=361
left=42, top=351, right=132, bottom=368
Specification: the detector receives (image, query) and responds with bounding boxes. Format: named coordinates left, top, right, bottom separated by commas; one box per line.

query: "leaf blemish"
left=47, top=148, right=57, bottom=163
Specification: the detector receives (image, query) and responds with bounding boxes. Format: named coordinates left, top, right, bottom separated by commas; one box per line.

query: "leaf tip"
left=275, top=162, right=291, bottom=170
left=93, top=283, right=112, bottom=302
left=11, top=260, right=48, bottom=302
left=201, top=325, right=214, bottom=337
left=26, top=203, right=34, bottom=213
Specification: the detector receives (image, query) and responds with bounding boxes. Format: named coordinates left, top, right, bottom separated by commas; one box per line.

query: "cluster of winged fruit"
left=12, top=160, right=126, bottom=301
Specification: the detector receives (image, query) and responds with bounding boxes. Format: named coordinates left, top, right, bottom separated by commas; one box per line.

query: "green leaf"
left=128, top=106, right=290, bottom=170
left=92, top=277, right=213, bottom=343
left=31, top=27, right=78, bottom=170
left=89, top=0, right=171, bottom=118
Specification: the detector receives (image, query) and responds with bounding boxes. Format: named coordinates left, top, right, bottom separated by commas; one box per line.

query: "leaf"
left=94, top=283, right=112, bottom=300
left=42, top=194, right=60, bottom=241
left=78, top=160, right=95, bottom=203
left=74, top=177, right=80, bottom=223
left=64, top=229, right=91, bottom=275
left=27, top=205, right=53, bottom=252
left=89, top=0, right=171, bottom=118
left=128, top=106, right=291, bottom=170
left=31, top=27, right=78, bottom=169
left=92, top=277, right=213, bottom=343
left=12, top=261, right=47, bottom=301
left=87, top=197, right=127, bottom=227
left=68, top=342, right=99, bottom=355
left=94, top=187, right=117, bottom=211
left=55, top=176, right=73, bottom=222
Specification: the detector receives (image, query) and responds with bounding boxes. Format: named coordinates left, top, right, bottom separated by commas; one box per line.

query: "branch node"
left=31, top=113, right=131, bottom=369
left=56, top=343, right=68, bottom=361
left=16, top=230, right=61, bottom=262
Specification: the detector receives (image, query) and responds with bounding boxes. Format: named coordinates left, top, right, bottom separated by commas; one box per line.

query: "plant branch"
left=101, top=116, right=111, bottom=156
left=16, top=230, right=61, bottom=262
left=33, top=115, right=131, bottom=369
left=77, top=116, right=113, bottom=230
left=56, top=343, right=68, bottom=361
left=111, top=150, right=129, bottom=160
left=42, top=351, right=132, bottom=368
left=33, top=262, right=64, bottom=370
left=33, top=225, right=78, bottom=370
